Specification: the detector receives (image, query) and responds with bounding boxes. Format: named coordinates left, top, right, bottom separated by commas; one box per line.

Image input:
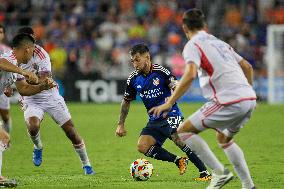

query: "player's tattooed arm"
left=116, top=99, right=130, bottom=137
left=118, top=99, right=131, bottom=125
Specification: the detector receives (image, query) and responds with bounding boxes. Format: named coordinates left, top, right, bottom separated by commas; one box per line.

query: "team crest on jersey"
left=153, top=78, right=160, bottom=86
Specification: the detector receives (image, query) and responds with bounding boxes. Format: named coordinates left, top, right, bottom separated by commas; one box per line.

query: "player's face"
left=0, top=28, right=4, bottom=42
left=130, top=52, right=150, bottom=74
left=13, top=44, right=35, bottom=64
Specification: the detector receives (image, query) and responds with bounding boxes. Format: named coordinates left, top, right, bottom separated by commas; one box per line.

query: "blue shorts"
left=140, top=116, right=184, bottom=146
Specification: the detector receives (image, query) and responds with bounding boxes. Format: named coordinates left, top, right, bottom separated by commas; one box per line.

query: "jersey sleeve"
left=229, top=47, right=243, bottom=63
left=123, top=74, right=137, bottom=101
left=182, top=43, right=201, bottom=68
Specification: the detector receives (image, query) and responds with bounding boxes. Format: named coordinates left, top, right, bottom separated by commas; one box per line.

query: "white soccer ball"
left=130, top=158, right=154, bottom=181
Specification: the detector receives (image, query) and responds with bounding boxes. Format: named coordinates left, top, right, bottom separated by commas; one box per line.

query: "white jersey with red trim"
left=0, top=51, right=19, bottom=94
left=18, top=44, right=59, bottom=102
left=182, top=30, right=256, bottom=105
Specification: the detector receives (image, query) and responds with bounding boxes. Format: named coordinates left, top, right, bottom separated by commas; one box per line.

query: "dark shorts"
left=140, top=115, right=184, bottom=146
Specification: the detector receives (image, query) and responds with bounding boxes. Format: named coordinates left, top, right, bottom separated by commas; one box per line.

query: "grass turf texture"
left=4, top=103, right=284, bottom=188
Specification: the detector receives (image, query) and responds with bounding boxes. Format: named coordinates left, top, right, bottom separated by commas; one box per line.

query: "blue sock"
left=145, top=145, right=178, bottom=163
left=181, top=145, right=207, bottom=172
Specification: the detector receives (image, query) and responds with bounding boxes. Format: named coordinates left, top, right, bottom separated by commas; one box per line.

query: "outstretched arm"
left=149, top=63, right=197, bottom=117
left=0, top=58, right=38, bottom=84
left=115, top=99, right=131, bottom=137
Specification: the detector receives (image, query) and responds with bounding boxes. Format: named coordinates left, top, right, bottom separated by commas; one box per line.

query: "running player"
left=0, top=33, right=54, bottom=187
left=150, top=9, right=257, bottom=189
left=116, top=44, right=211, bottom=179
left=17, top=27, right=94, bottom=175
left=0, top=25, right=13, bottom=134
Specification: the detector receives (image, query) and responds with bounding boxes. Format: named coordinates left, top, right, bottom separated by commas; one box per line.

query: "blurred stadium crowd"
left=0, top=0, right=284, bottom=87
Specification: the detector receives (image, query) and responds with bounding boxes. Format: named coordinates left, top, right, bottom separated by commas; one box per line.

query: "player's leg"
left=170, top=131, right=211, bottom=180
left=0, top=127, right=10, bottom=181
left=177, top=101, right=235, bottom=189
left=46, top=96, right=94, bottom=175
left=217, top=100, right=256, bottom=189
left=168, top=116, right=210, bottom=180
left=0, top=94, right=11, bottom=133
left=61, top=119, right=94, bottom=175
left=139, top=121, right=187, bottom=175
left=24, top=105, right=44, bottom=167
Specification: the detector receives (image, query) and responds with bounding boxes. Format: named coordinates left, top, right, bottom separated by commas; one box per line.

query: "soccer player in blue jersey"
left=115, top=44, right=211, bottom=179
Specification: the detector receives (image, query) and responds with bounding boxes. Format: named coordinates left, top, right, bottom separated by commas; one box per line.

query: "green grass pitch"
left=3, top=103, right=284, bottom=188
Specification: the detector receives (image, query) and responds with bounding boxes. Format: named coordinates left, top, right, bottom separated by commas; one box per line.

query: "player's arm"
left=239, top=59, right=253, bottom=85
left=15, top=78, right=56, bottom=96
left=116, top=99, right=131, bottom=137
left=116, top=76, right=136, bottom=137
left=149, top=63, right=197, bottom=117
left=0, top=58, right=38, bottom=83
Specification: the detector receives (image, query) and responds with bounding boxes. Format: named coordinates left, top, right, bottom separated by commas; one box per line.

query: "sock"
left=145, top=145, right=179, bottom=163
left=180, top=144, right=207, bottom=173
left=29, top=131, right=43, bottom=149
left=73, top=141, right=91, bottom=167
left=222, top=141, right=254, bottom=188
left=3, top=119, right=11, bottom=134
left=179, top=132, right=224, bottom=174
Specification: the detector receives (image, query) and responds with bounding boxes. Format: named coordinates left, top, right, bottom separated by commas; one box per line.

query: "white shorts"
left=188, top=100, right=256, bottom=137
left=22, top=95, right=71, bottom=127
left=0, top=94, right=10, bottom=110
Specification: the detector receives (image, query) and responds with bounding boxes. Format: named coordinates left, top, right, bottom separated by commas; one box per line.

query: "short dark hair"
left=12, top=33, right=35, bottom=48
left=183, top=8, right=205, bottom=31
left=0, top=24, right=5, bottom=33
left=129, top=43, right=150, bottom=56
left=17, top=26, right=34, bottom=35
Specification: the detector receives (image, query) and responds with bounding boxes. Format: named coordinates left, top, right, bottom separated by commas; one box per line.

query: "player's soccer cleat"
left=176, top=157, right=188, bottom=175
left=206, top=168, right=234, bottom=189
left=0, top=179, right=17, bottom=188
left=83, top=165, right=95, bottom=175
left=33, top=148, right=42, bottom=166
left=242, top=187, right=257, bottom=189
left=194, top=170, right=212, bottom=181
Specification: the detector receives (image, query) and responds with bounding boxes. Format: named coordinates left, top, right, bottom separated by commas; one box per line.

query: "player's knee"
left=216, top=132, right=232, bottom=144
left=137, top=143, right=150, bottom=154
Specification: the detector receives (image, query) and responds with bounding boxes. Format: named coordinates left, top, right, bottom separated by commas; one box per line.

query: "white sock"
left=222, top=142, right=254, bottom=188
left=74, top=141, right=91, bottom=167
left=3, top=119, right=11, bottom=134
left=179, top=132, right=224, bottom=174
left=29, top=131, right=43, bottom=149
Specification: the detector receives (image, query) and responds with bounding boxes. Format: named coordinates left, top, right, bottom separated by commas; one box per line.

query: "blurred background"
left=1, top=0, right=284, bottom=103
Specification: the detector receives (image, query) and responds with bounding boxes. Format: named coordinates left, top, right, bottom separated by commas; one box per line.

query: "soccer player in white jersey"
left=150, top=9, right=257, bottom=189
left=0, top=33, right=55, bottom=187
left=0, top=25, right=13, bottom=134
left=17, top=27, right=94, bottom=175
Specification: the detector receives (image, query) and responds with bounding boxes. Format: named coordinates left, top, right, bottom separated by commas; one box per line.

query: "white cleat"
left=206, top=168, right=234, bottom=189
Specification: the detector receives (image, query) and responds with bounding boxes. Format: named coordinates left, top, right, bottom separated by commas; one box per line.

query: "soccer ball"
left=130, top=158, right=154, bottom=181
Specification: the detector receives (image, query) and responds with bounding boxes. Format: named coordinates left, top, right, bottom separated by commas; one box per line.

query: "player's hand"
left=22, top=70, right=38, bottom=84
left=4, top=87, right=13, bottom=97
left=40, top=78, right=57, bottom=90
left=115, top=124, right=127, bottom=137
left=148, top=102, right=172, bottom=118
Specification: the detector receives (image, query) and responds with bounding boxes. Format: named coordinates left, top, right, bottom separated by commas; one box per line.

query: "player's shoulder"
left=152, top=64, right=171, bottom=76
left=127, top=70, right=139, bottom=85
left=34, top=44, right=49, bottom=60
left=0, top=50, right=17, bottom=64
